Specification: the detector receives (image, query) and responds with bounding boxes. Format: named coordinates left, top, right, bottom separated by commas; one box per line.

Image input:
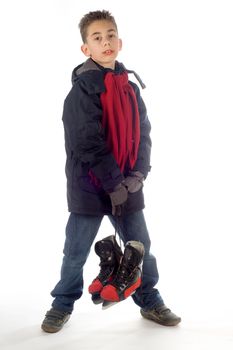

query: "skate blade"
left=102, top=289, right=138, bottom=309
left=92, top=298, right=103, bottom=305
left=102, top=300, right=119, bottom=310
left=91, top=294, right=103, bottom=305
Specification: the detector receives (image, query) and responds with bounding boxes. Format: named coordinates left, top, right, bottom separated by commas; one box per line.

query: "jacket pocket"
left=79, top=175, right=103, bottom=194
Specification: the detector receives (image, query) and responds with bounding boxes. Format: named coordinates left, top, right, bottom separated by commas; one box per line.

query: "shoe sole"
left=41, top=324, right=61, bottom=333
left=140, top=309, right=181, bottom=326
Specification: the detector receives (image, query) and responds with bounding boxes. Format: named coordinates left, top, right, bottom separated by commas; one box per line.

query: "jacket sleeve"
left=62, top=82, right=124, bottom=191
left=130, top=82, right=152, bottom=177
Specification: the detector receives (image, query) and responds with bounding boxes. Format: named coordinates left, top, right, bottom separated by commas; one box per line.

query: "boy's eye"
left=94, top=36, right=100, bottom=41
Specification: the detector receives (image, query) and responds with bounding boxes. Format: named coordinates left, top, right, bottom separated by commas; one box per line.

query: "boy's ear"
left=81, top=43, right=90, bottom=57
left=118, top=38, right=122, bottom=51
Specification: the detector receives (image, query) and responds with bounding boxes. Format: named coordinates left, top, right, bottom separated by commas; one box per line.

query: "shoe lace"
left=155, top=305, right=171, bottom=315
left=95, top=242, right=116, bottom=282
left=112, top=262, right=136, bottom=289
left=46, top=309, right=69, bottom=320
left=98, top=261, right=115, bottom=281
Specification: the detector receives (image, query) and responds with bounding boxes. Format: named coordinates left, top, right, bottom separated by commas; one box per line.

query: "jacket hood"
left=71, top=58, right=101, bottom=84
left=71, top=58, right=146, bottom=89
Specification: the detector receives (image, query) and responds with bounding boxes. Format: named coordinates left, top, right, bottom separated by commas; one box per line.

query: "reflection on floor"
left=1, top=295, right=232, bottom=350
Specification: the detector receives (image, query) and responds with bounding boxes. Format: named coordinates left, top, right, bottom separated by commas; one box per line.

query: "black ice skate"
left=100, top=240, right=145, bottom=309
left=88, top=235, right=123, bottom=304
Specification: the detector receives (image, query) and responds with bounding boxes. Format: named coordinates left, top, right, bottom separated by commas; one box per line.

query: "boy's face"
left=81, top=20, right=122, bottom=69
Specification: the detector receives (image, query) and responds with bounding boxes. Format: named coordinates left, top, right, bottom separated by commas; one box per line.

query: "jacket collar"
left=71, top=58, right=146, bottom=93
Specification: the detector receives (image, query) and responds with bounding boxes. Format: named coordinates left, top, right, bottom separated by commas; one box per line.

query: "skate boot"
left=88, top=235, right=123, bottom=304
left=100, top=240, right=145, bottom=308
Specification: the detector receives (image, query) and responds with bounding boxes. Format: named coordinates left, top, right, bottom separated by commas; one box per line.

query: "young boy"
left=41, top=10, right=181, bottom=333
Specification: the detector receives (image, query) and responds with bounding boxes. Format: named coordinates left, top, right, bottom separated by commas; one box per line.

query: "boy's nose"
left=103, top=39, right=110, bottom=47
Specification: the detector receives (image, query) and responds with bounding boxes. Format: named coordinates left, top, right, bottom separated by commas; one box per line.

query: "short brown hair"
left=79, top=10, right=118, bottom=43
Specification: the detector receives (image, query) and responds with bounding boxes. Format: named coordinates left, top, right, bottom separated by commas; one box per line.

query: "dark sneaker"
left=140, top=304, right=181, bottom=326
left=100, top=240, right=145, bottom=302
left=88, top=235, right=123, bottom=303
left=41, top=308, right=71, bottom=333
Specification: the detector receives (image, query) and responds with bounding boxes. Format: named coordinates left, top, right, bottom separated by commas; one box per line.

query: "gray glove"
left=123, top=171, right=144, bottom=193
left=109, top=183, right=128, bottom=216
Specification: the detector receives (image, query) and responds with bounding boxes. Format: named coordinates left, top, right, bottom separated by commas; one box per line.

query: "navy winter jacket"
left=62, top=58, right=151, bottom=215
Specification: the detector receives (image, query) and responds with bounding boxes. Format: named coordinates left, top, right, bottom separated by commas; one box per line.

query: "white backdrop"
left=0, top=0, right=233, bottom=345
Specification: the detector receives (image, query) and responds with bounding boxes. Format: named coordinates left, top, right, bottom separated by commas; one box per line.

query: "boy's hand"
left=123, top=171, right=144, bottom=193
left=109, top=183, right=128, bottom=216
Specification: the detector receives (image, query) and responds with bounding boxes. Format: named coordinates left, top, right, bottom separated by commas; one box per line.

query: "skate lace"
left=112, top=263, right=135, bottom=289
left=98, top=261, right=114, bottom=281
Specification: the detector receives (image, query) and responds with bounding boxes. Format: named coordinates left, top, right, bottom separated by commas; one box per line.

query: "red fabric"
left=124, top=277, right=141, bottom=298
left=100, top=284, right=120, bottom=302
left=100, top=71, right=140, bottom=172
left=88, top=278, right=104, bottom=294
left=100, top=277, right=141, bottom=302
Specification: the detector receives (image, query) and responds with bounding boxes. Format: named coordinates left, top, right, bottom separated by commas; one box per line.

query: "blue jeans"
left=51, top=210, right=164, bottom=313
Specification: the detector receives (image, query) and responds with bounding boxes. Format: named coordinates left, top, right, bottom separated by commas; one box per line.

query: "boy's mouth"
left=103, top=49, right=114, bottom=55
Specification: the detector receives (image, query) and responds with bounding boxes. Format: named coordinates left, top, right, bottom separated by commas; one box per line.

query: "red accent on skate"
left=124, top=277, right=142, bottom=298
left=100, top=285, right=120, bottom=302
left=88, top=279, right=103, bottom=294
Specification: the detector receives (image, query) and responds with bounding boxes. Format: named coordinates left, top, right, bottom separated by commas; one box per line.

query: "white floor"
left=1, top=292, right=232, bottom=350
